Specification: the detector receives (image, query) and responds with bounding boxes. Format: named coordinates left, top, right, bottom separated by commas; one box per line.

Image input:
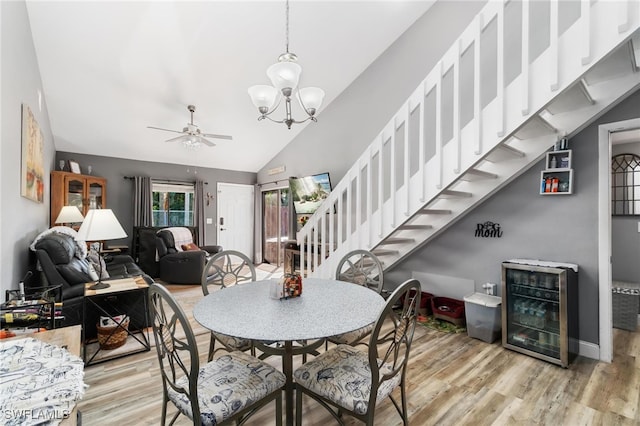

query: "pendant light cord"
left=285, top=0, right=290, bottom=54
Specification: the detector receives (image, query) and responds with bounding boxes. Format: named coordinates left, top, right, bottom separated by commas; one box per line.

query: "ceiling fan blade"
left=201, top=133, right=233, bottom=140
left=148, top=126, right=183, bottom=134
left=165, top=134, right=190, bottom=143
left=195, top=136, right=216, bottom=147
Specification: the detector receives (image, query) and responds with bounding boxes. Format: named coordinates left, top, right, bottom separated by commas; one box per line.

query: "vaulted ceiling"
left=26, top=1, right=435, bottom=172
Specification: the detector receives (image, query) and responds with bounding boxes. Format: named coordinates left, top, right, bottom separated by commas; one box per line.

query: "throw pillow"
left=87, top=252, right=110, bottom=279
left=181, top=242, right=200, bottom=251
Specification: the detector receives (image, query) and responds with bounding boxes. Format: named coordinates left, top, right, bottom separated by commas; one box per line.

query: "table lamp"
left=54, top=205, right=85, bottom=227
left=77, top=209, right=127, bottom=290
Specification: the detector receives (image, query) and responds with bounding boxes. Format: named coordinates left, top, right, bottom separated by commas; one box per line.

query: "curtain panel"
left=195, top=180, right=206, bottom=245
left=133, top=176, right=152, bottom=227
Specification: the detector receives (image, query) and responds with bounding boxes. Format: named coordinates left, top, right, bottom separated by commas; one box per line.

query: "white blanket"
left=29, top=226, right=87, bottom=259
left=166, top=227, right=194, bottom=251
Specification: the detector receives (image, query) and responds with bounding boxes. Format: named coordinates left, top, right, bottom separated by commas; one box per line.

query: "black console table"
left=83, top=276, right=150, bottom=365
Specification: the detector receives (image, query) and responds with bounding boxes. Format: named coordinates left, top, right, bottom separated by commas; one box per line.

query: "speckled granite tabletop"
left=193, top=278, right=386, bottom=341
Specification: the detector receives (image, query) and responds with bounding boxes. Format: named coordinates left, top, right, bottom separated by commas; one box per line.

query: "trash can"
left=464, top=293, right=502, bottom=343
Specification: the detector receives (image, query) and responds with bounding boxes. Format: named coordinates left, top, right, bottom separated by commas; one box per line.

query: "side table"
left=83, top=276, right=150, bottom=365
left=1, top=285, right=62, bottom=330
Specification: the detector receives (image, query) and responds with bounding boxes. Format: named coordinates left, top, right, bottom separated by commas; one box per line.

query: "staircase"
left=298, top=0, right=640, bottom=279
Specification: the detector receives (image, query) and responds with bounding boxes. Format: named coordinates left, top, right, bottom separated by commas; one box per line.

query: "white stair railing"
left=298, top=0, right=640, bottom=278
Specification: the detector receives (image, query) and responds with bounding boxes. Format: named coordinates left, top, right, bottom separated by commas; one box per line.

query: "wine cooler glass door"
left=503, top=265, right=564, bottom=363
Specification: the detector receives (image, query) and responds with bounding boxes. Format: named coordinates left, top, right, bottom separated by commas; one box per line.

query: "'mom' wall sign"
left=475, top=221, right=503, bottom=238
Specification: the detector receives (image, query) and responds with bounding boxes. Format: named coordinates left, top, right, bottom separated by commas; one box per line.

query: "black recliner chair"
left=33, top=232, right=152, bottom=328
left=155, top=227, right=222, bottom=284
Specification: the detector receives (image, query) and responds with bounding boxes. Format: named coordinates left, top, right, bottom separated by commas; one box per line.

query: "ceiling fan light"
left=298, top=87, right=325, bottom=114
left=248, top=85, right=278, bottom=110
left=182, top=137, right=201, bottom=150
left=267, top=61, right=301, bottom=94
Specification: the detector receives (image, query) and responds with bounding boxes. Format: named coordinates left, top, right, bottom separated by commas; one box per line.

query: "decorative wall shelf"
left=540, top=150, right=573, bottom=195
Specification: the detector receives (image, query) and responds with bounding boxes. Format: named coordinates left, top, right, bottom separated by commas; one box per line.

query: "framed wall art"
left=68, top=160, right=81, bottom=174
left=21, top=104, right=45, bottom=203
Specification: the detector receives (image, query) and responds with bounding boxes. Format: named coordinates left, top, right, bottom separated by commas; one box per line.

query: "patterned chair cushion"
left=293, top=345, right=401, bottom=415
left=168, top=351, right=285, bottom=425
left=213, top=332, right=251, bottom=350
left=327, top=322, right=374, bottom=345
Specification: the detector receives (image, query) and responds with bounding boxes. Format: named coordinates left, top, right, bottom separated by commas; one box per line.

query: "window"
left=612, top=153, right=640, bottom=216
left=152, top=182, right=195, bottom=226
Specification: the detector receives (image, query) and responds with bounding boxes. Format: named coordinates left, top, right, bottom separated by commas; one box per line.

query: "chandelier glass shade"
left=248, top=0, right=324, bottom=129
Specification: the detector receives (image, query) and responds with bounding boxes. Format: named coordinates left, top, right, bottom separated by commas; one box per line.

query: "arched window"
left=612, top=153, right=640, bottom=215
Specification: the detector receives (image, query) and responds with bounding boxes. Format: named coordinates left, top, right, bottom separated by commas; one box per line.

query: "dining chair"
left=293, top=278, right=420, bottom=426
left=200, top=250, right=256, bottom=361
left=328, top=249, right=384, bottom=348
left=148, top=283, right=286, bottom=426
left=335, top=249, right=384, bottom=293
left=201, top=249, right=256, bottom=294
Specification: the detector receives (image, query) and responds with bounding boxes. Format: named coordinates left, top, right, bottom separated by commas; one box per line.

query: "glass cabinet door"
left=50, top=171, right=108, bottom=227
left=65, top=176, right=85, bottom=211
left=87, top=179, right=105, bottom=210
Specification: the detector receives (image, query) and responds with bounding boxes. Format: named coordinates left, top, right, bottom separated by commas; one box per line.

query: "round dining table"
left=193, top=277, right=386, bottom=426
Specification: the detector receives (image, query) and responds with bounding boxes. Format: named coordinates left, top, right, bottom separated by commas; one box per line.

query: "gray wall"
left=1, top=0, right=56, bottom=295
left=611, top=141, right=640, bottom=282
left=385, top=90, right=640, bottom=345
left=55, top=151, right=256, bottom=247
left=256, top=0, right=486, bottom=186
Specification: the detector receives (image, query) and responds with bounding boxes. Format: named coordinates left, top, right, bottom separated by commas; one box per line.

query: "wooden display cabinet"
left=50, top=171, right=106, bottom=226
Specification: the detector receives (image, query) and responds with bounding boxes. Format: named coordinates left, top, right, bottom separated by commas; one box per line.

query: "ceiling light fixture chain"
left=285, top=0, right=290, bottom=55
left=248, top=0, right=325, bottom=129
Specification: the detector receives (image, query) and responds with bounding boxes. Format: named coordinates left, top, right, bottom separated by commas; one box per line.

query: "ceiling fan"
left=147, top=104, right=232, bottom=148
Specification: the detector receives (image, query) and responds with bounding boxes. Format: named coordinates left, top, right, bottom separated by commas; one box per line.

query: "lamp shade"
left=248, top=85, right=278, bottom=110
left=77, top=209, right=127, bottom=242
left=267, top=61, right=302, bottom=93
left=54, top=206, right=85, bottom=224
left=298, top=87, right=325, bottom=112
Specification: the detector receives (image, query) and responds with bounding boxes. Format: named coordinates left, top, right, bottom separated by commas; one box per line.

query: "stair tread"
left=398, top=224, right=434, bottom=230
left=379, top=238, right=415, bottom=244
left=371, top=249, right=399, bottom=256
left=439, top=190, right=472, bottom=198
left=418, top=209, right=452, bottom=214
left=461, top=169, right=498, bottom=181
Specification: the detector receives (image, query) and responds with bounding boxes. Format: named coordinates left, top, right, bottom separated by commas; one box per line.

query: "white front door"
left=217, top=183, right=254, bottom=258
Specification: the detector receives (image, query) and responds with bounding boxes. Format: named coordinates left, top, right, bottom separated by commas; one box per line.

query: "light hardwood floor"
left=77, top=284, right=640, bottom=425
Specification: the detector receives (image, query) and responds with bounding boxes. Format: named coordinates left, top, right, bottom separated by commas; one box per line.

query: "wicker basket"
left=96, top=318, right=130, bottom=350
left=612, top=283, right=640, bottom=331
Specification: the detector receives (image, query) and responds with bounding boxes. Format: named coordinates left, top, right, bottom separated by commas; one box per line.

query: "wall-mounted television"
left=289, top=172, right=332, bottom=215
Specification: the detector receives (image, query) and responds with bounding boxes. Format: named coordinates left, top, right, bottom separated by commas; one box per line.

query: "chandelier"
left=248, top=0, right=325, bottom=129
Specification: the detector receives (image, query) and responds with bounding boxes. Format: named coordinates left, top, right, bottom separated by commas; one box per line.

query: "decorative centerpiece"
left=280, top=273, right=303, bottom=299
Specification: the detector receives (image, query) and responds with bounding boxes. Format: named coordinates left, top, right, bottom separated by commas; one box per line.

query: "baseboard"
left=577, top=339, right=600, bottom=360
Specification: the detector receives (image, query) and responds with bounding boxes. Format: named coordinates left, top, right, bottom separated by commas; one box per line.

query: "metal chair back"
left=335, top=249, right=384, bottom=294
left=148, top=284, right=200, bottom=425
left=201, top=250, right=256, bottom=295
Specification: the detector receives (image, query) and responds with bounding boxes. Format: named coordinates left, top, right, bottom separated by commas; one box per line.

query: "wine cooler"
left=502, top=260, right=578, bottom=367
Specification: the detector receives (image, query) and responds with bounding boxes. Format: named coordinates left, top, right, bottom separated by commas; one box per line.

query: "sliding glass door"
left=262, top=188, right=290, bottom=266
